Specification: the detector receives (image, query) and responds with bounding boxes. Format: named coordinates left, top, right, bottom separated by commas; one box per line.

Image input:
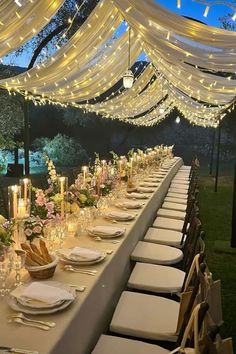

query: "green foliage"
left=33, top=134, right=88, bottom=166
left=199, top=176, right=236, bottom=351
left=0, top=65, right=24, bottom=147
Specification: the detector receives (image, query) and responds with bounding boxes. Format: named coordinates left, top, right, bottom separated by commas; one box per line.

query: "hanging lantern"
left=159, top=107, right=165, bottom=114
left=123, top=27, right=134, bottom=89
left=123, top=69, right=134, bottom=89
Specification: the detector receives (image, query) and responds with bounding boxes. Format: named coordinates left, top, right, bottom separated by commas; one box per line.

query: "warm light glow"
left=14, top=0, right=22, bottom=7
left=203, top=5, right=210, bottom=17
left=175, top=116, right=181, bottom=124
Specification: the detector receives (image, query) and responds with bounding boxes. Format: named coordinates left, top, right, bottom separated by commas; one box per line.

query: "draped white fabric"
left=0, top=0, right=65, bottom=58
left=0, top=0, right=235, bottom=127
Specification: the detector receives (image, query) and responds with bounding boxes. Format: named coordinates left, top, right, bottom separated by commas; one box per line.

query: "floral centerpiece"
left=31, top=155, right=63, bottom=220
left=68, top=172, right=97, bottom=209
left=23, top=216, right=44, bottom=243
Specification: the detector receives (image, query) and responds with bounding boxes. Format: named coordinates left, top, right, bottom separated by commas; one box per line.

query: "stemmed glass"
left=0, top=250, right=11, bottom=296
left=11, top=249, right=26, bottom=287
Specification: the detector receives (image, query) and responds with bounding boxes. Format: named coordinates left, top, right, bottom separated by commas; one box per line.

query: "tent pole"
left=214, top=119, right=221, bottom=193
left=23, top=100, right=30, bottom=176
left=209, top=129, right=215, bottom=175
left=231, top=162, right=236, bottom=247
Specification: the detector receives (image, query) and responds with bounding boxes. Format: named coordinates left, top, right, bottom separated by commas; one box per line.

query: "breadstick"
left=28, top=251, right=48, bottom=266
left=21, top=243, right=32, bottom=252
left=25, top=254, right=38, bottom=267
left=30, top=243, right=42, bottom=257
left=39, top=239, right=52, bottom=263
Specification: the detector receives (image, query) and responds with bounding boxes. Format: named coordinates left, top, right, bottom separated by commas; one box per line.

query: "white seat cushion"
left=180, top=165, right=191, bottom=170
left=170, top=184, right=189, bottom=191
left=162, top=202, right=187, bottom=212
left=110, top=291, right=179, bottom=341
left=168, top=188, right=188, bottom=195
left=153, top=216, right=184, bottom=232
left=157, top=208, right=186, bottom=221
left=128, top=263, right=185, bottom=294
left=167, top=192, right=188, bottom=200
left=164, top=197, right=188, bottom=205
left=172, top=179, right=190, bottom=185
left=131, top=241, right=183, bottom=265
left=92, top=335, right=170, bottom=354
left=144, top=227, right=184, bottom=248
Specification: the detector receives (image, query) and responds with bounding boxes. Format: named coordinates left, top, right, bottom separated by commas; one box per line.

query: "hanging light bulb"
left=175, top=116, right=181, bottom=124
left=123, top=27, right=134, bottom=89
left=159, top=108, right=165, bottom=114
left=203, top=5, right=210, bottom=17
left=14, top=0, right=22, bottom=6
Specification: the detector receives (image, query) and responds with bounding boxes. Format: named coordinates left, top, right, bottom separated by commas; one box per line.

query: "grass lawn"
left=199, top=175, right=236, bottom=350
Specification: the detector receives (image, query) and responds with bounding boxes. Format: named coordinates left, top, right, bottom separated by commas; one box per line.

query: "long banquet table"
left=0, top=157, right=183, bottom=354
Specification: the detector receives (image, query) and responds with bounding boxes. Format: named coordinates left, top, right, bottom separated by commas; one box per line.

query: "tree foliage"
left=219, top=1, right=236, bottom=31
left=7, top=0, right=99, bottom=66
left=0, top=65, right=24, bottom=148
left=33, top=134, right=88, bottom=166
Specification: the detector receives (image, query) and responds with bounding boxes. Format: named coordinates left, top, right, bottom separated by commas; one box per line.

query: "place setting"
left=126, top=192, right=150, bottom=200
left=103, top=210, right=136, bottom=223
left=87, top=225, right=126, bottom=242
left=58, top=246, right=107, bottom=266
left=7, top=281, right=76, bottom=319
left=136, top=186, right=155, bottom=193
left=115, top=200, right=145, bottom=210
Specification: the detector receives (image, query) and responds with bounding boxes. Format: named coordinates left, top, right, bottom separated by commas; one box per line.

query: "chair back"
left=176, top=263, right=206, bottom=346
left=182, top=217, right=202, bottom=272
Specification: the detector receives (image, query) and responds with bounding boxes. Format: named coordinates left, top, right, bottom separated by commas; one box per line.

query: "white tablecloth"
left=0, top=157, right=183, bottom=354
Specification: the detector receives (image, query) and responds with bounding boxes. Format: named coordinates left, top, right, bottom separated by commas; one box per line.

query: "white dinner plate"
left=87, top=225, right=125, bottom=238
left=104, top=211, right=135, bottom=221
left=59, top=249, right=106, bottom=265
left=8, top=282, right=76, bottom=314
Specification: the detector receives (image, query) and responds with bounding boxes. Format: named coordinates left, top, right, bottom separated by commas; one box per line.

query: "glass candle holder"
left=58, top=177, right=68, bottom=220
left=19, top=178, right=31, bottom=217
left=8, top=185, right=21, bottom=219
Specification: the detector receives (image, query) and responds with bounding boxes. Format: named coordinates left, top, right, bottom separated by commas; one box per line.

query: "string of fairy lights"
left=0, top=0, right=235, bottom=127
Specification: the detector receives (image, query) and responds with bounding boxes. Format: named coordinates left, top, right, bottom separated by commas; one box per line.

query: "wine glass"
left=0, top=248, right=12, bottom=296
left=11, top=249, right=26, bottom=287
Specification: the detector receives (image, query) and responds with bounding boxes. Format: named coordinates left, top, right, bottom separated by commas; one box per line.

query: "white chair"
left=144, top=227, right=185, bottom=248
left=164, top=197, right=188, bottom=205
left=168, top=188, right=188, bottom=195
left=156, top=209, right=186, bottom=221
left=109, top=268, right=203, bottom=343
left=166, top=192, right=188, bottom=200
left=128, top=252, right=203, bottom=295
left=92, top=302, right=208, bottom=354
left=161, top=202, right=187, bottom=212
left=143, top=214, right=199, bottom=249
left=130, top=241, right=183, bottom=265
left=153, top=216, right=185, bottom=232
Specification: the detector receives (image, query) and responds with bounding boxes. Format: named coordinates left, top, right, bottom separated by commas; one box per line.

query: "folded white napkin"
left=139, top=182, right=159, bottom=187
left=138, top=187, right=155, bottom=193
left=119, top=200, right=143, bottom=208
left=106, top=211, right=134, bottom=220
left=69, top=247, right=101, bottom=261
left=12, top=282, right=74, bottom=305
left=90, top=225, right=124, bottom=236
left=127, top=193, right=149, bottom=199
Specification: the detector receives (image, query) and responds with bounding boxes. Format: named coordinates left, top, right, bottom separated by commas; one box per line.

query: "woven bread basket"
left=25, top=254, right=58, bottom=279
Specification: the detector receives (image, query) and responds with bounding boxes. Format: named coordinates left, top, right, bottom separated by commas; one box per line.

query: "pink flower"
left=46, top=202, right=54, bottom=214
left=25, top=228, right=32, bottom=236
left=35, top=190, right=47, bottom=206
left=33, top=226, right=42, bottom=234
